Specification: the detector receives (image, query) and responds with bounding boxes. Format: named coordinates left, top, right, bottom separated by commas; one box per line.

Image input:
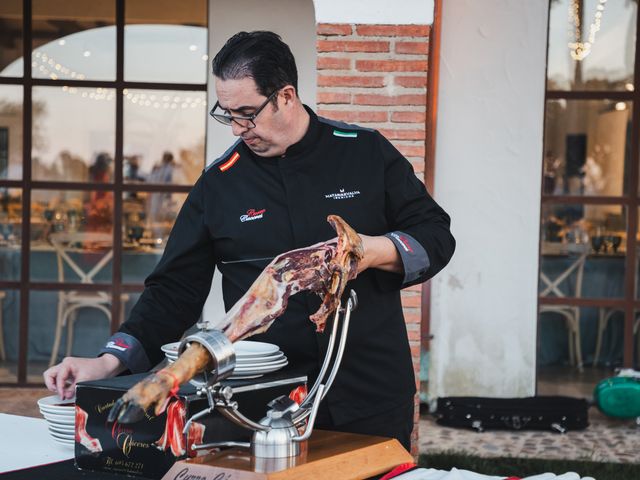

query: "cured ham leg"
left=109, top=215, right=363, bottom=424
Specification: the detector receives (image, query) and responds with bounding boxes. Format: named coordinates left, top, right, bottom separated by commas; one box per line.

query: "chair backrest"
left=540, top=250, right=588, bottom=299
left=49, top=232, right=114, bottom=284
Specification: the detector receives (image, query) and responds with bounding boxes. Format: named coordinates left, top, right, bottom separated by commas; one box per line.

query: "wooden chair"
left=539, top=251, right=588, bottom=369
left=48, top=232, right=128, bottom=366
left=594, top=309, right=640, bottom=366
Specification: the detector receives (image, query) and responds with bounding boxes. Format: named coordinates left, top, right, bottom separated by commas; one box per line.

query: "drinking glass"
left=128, top=225, right=145, bottom=244
left=607, top=235, right=622, bottom=253
left=591, top=235, right=604, bottom=254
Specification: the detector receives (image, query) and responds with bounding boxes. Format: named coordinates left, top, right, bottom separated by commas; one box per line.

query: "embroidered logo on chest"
left=324, top=188, right=361, bottom=200
left=240, top=208, right=266, bottom=223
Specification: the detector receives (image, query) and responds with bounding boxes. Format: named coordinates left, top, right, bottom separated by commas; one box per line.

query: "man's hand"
left=357, top=234, right=403, bottom=274
left=43, top=354, right=125, bottom=400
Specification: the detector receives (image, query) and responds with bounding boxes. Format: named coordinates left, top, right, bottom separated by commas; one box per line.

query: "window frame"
left=538, top=2, right=640, bottom=368
left=0, top=0, right=208, bottom=385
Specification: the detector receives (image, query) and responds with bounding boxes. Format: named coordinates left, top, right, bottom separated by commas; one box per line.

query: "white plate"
left=39, top=405, right=75, bottom=416
left=49, top=429, right=75, bottom=440
left=41, top=412, right=75, bottom=424
left=236, top=351, right=284, bottom=364
left=49, top=429, right=75, bottom=442
left=234, top=341, right=279, bottom=358
left=228, top=373, right=263, bottom=380
left=164, top=344, right=282, bottom=361
left=165, top=351, right=285, bottom=364
left=162, top=340, right=279, bottom=355
left=37, top=395, right=75, bottom=413
left=48, top=423, right=75, bottom=435
left=232, top=361, right=288, bottom=376
left=161, top=342, right=180, bottom=354
left=233, top=357, right=288, bottom=371
left=52, top=440, right=75, bottom=451
left=167, top=357, right=287, bottom=374
left=51, top=437, right=75, bottom=447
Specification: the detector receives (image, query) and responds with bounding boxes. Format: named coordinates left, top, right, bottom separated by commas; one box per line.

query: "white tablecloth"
left=0, top=413, right=74, bottom=473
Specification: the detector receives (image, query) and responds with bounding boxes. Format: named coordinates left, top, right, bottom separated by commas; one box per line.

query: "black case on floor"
left=435, top=396, right=589, bottom=433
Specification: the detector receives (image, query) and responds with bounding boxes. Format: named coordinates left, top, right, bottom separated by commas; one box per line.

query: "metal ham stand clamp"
left=178, top=289, right=357, bottom=459
left=163, top=289, right=412, bottom=479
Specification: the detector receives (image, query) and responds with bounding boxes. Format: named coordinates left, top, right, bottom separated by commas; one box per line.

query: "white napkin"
left=391, top=468, right=592, bottom=480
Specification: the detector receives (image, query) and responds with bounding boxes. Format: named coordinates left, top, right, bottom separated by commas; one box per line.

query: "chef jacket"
left=100, top=106, right=455, bottom=424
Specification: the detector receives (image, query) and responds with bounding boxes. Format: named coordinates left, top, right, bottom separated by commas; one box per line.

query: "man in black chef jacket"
left=44, top=31, right=455, bottom=451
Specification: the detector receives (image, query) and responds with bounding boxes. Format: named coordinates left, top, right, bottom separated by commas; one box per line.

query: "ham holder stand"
left=161, top=290, right=413, bottom=480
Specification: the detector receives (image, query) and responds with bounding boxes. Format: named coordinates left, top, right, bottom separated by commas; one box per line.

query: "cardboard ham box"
left=74, top=370, right=307, bottom=479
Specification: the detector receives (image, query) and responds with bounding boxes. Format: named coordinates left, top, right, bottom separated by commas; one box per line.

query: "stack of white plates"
left=161, top=340, right=287, bottom=379
left=37, top=396, right=75, bottom=447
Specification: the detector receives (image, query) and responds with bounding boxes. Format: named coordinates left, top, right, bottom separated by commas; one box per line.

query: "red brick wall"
left=316, top=23, right=429, bottom=456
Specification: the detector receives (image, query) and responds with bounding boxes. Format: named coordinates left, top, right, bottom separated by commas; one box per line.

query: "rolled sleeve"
left=385, top=231, right=430, bottom=286
left=98, top=332, right=151, bottom=373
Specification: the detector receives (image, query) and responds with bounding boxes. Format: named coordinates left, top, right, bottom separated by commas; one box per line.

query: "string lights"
left=32, top=48, right=207, bottom=109
left=568, top=0, right=608, bottom=61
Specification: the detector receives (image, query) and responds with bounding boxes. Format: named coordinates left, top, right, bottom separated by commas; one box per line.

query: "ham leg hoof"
left=108, top=397, right=146, bottom=424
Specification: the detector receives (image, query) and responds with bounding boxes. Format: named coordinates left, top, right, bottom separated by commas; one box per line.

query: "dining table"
left=0, top=413, right=160, bottom=479
left=0, top=413, right=73, bottom=474
left=0, top=413, right=592, bottom=480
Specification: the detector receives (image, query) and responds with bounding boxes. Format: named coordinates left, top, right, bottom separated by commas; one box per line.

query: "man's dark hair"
left=212, top=31, right=298, bottom=99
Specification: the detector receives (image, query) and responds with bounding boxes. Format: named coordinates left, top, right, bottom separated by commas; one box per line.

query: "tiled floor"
left=419, top=408, right=640, bottom=464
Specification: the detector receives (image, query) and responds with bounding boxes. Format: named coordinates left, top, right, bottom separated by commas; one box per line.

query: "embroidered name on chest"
left=240, top=208, right=266, bottom=222
left=325, top=188, right=361, bottom=200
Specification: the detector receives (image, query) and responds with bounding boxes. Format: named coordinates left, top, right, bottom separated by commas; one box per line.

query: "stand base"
left=162, top=430, right=413, bottom=480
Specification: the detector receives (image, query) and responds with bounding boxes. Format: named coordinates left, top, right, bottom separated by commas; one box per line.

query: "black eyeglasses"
left=210, top=89, right=279, bottom=129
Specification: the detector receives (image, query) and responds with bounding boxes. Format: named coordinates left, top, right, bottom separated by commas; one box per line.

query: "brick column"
left=316, top=23, right=429, bottom=456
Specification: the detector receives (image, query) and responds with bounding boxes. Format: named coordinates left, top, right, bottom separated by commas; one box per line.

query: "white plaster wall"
left=202, top=0, right=317, bottom=322
left=313, top=0, right=433, bottom=24
left=429, top=1, right=549, bottom=399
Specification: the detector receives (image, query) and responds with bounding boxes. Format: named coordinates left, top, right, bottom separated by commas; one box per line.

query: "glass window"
left=547, top=0, right=637, bottom=91
left=123, top=89, right=205, bottom=185
left=30, top=189, right=114, bottom=284
left=32, top=86, right=115, bottom=182
left=0, top=0, right=23, bottom=77
left=0, top=289, right=19, bottom=383
left=122, top=192, right=186, bottom=283
left=540, top=203, right=626, bottom=299
left=29, top=289, right=115, bottom=380
left=32, top=0, right=116, bottom=81
left=0, top=85, right=23, bottom=180
left=125, top=0, right=207, bottom=84
left=0, top=188, right=21, bottom=281
left=0, top=0, right=208, bottom=386
left=543, top=99, right=632, bottom=196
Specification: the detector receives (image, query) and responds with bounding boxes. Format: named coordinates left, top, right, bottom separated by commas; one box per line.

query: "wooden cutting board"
left=161, top=430, right=413, bottom=480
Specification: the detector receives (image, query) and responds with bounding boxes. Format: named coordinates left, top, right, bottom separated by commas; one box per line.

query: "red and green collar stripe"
left=219, top=151, right=240, bottom=172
